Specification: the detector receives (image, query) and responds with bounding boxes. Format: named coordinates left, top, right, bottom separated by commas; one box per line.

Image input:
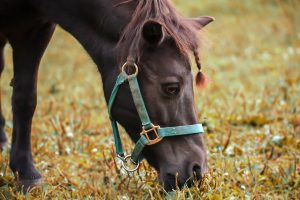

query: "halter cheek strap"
left=108, top=62, right=204, bottom=172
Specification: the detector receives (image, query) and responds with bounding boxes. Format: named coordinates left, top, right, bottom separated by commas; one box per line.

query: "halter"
left=108, top=60, right=204, bottom=172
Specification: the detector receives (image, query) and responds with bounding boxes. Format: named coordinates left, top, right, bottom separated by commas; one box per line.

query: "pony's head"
left=110, top=0, right=213, bottom=191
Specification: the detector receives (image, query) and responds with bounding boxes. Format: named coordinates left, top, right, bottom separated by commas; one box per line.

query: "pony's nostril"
left=163, top=172, right=177, bottom=191
left=166, top=172, right=176, bottom=181
left=192, top=165, right=202, bottom=180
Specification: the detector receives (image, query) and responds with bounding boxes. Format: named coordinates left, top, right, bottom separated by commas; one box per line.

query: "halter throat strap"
left=108, top=62, right=204, bottom=171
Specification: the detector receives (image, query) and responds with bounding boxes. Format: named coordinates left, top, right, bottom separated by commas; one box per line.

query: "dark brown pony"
left=0, top=0, right=213, bottom=192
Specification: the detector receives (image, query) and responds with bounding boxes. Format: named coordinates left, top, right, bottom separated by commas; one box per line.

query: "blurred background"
left=0, top=0, right=299, bottom=198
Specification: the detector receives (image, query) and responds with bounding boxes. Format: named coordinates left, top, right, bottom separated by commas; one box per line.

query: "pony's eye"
left=162, top=83, right=180, bottom=97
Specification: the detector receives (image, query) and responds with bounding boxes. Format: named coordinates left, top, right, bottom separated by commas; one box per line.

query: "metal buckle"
left=120, top=155, right=140, bottom=172
left=140, top=125, right=162, bottom=145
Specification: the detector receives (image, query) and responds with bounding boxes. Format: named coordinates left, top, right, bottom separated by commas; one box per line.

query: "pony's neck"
left=36, top=0, right=134, bottom=78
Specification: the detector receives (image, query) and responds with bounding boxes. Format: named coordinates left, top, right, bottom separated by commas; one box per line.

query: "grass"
left=1, top=0, right=300, bottom=199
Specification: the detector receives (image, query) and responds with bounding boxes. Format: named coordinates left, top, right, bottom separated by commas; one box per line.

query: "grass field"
left=0, top=0, right=299, bottom=199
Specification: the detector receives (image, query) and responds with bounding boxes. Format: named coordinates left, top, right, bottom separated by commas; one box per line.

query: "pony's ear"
left=185, top=16, right=215, bottom=30
left=142, top=20, right=164, bottom=45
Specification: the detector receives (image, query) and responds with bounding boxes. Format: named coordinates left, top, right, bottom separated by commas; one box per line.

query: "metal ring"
left=121, top=155, right=140, bottom=172
left=121, top=62, right=138, bottom=77
left=116, top=154, right=125, bottom=162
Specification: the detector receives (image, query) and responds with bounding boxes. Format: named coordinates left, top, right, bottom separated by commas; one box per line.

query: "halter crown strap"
left=108, top=73, right=127, bottom=155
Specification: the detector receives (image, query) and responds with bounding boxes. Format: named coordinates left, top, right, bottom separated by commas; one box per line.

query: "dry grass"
left=0, top=0, right=300, bottom=199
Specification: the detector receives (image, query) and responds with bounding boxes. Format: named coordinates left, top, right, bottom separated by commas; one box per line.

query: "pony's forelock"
left=118, top=0, right=200, bottom=62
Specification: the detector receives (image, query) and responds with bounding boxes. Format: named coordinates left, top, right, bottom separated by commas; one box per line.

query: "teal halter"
left=108, top=61, right=204, bottom=172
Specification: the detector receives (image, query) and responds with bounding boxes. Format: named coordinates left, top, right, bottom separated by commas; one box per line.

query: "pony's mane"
left=118, top=0, right=200, bottom=63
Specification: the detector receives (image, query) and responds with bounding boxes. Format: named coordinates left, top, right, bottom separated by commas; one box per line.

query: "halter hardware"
left=108, top=61, right=204, bottom=172
left=140, top=124, right=162, bottom=145
left=121, top=155, right=140, bottom=172
left=122, top=62, right=138, bottom=77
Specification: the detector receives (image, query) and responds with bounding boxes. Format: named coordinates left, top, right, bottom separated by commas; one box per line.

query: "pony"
left=0, top=0, right=213, bottom=191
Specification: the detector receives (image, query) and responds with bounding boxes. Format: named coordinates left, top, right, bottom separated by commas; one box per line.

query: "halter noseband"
left=108, top=61, right=204, bottom=172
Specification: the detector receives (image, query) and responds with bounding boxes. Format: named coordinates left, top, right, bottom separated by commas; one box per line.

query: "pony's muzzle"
left=159, top=162, right=204, bottom=191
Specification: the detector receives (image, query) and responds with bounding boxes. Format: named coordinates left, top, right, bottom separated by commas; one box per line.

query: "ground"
left=0, top=0, right=299, bottom=199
